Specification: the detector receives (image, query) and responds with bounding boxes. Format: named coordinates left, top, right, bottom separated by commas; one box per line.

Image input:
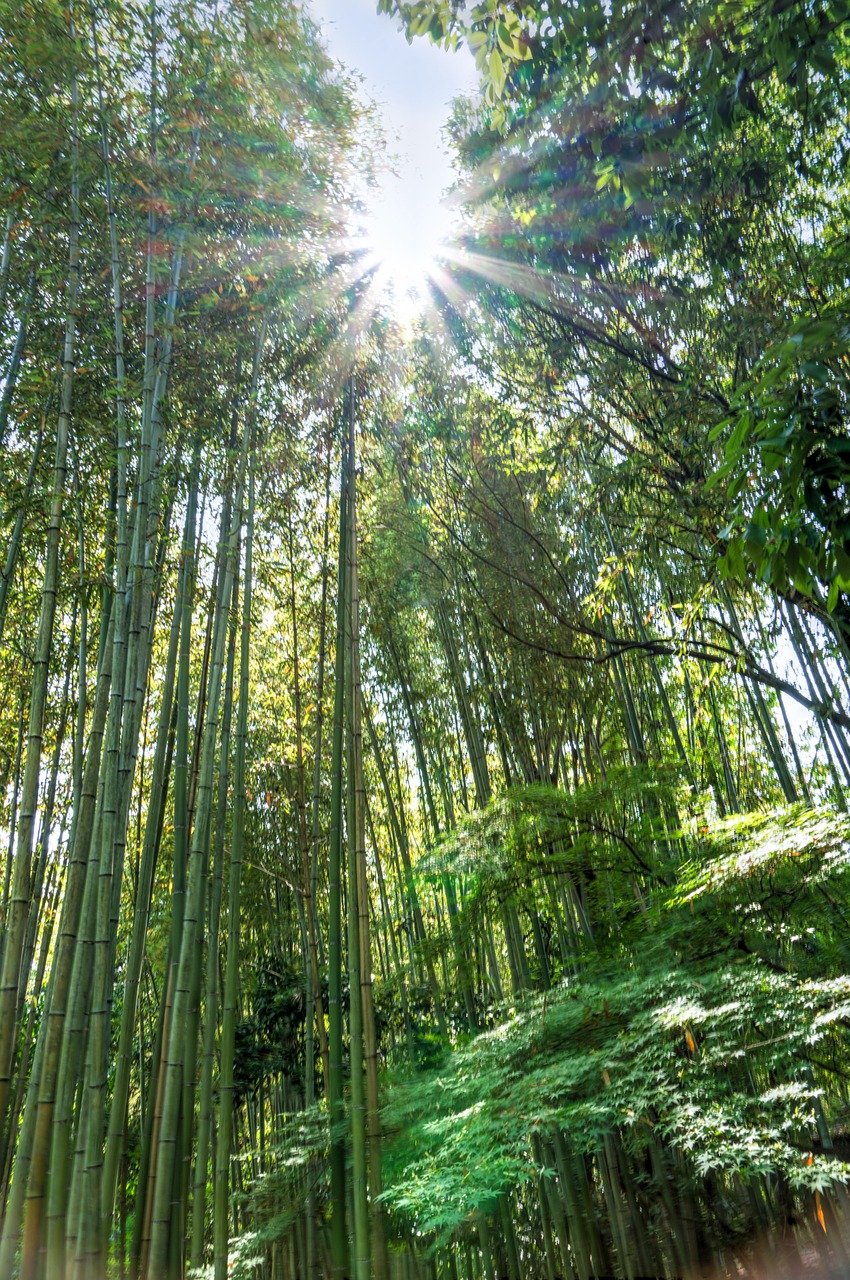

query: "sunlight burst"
left=356, top=173, right=455, bottom=324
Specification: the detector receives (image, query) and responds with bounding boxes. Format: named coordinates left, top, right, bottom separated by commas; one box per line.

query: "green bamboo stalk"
left=190, top=566, right=239, bottom=1269
left=99, top=524, right=185, bottom=1236
left=173, top=443, right=202, bottom=971
left=16, top=620, right=75, bottom=1033
left=0, top=696, right=24, bottom=979
left=327, top=446, right=349, bottom=1279
left=348, top=401, right=388, bottom=1280
left=346, top=463, right=370, bottom=1280
left=366, top=796, right=416, bottom=1065
left=364, top=699, right=447, bottom=1034
left=149, top=463, right=241, bottom=1277
left=1, top=848, right=60, bottom=1209
left=9, top=604, right=114, bottom=1280
left=213, top=455, right=254, bottom=1280
left=287, top=507, right=330, bottom=1099
left=390, top=642, right=477, bottom=1023
left=303, top=443, right=332, bottom=1280
left=0, top=41, right=80, bottom=1139
left=89, top=0, right=129, bottom=613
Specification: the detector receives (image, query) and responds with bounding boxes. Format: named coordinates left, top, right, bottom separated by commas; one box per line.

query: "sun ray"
left=350, top=173, right=458, bottom=326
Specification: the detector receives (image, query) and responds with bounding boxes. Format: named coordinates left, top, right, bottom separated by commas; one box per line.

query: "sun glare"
left=356, top=173, right=455, bottom=324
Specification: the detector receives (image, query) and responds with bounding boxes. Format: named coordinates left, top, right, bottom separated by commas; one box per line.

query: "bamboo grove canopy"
left=2, top=1, right=850, bottom=1278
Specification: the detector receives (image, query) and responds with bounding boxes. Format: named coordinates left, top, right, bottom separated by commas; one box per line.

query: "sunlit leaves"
left=372, top=794, right=850, bottom=1240
left=381, top=961, right=850, bottom=1238
left=676, top=805, right=850, bottom=904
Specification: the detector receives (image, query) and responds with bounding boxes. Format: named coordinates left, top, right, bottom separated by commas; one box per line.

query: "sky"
left=308, top=0, right=479, bottom=306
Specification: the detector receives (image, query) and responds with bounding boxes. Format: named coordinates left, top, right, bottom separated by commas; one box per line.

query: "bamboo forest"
left=5, top=1, right=850, bottom=1278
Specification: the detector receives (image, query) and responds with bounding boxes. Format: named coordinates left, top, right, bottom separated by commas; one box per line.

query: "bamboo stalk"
left=0, top=36, right=81, bottom=1143
left=328, top=443, right=349, bottom=1279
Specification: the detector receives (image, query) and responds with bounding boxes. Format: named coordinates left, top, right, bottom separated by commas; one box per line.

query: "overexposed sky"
left=309, top=0, right=478, bottom=304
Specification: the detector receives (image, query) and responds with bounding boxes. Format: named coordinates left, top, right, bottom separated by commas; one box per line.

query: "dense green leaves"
left=382, top=802, right=850, bottom=1241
